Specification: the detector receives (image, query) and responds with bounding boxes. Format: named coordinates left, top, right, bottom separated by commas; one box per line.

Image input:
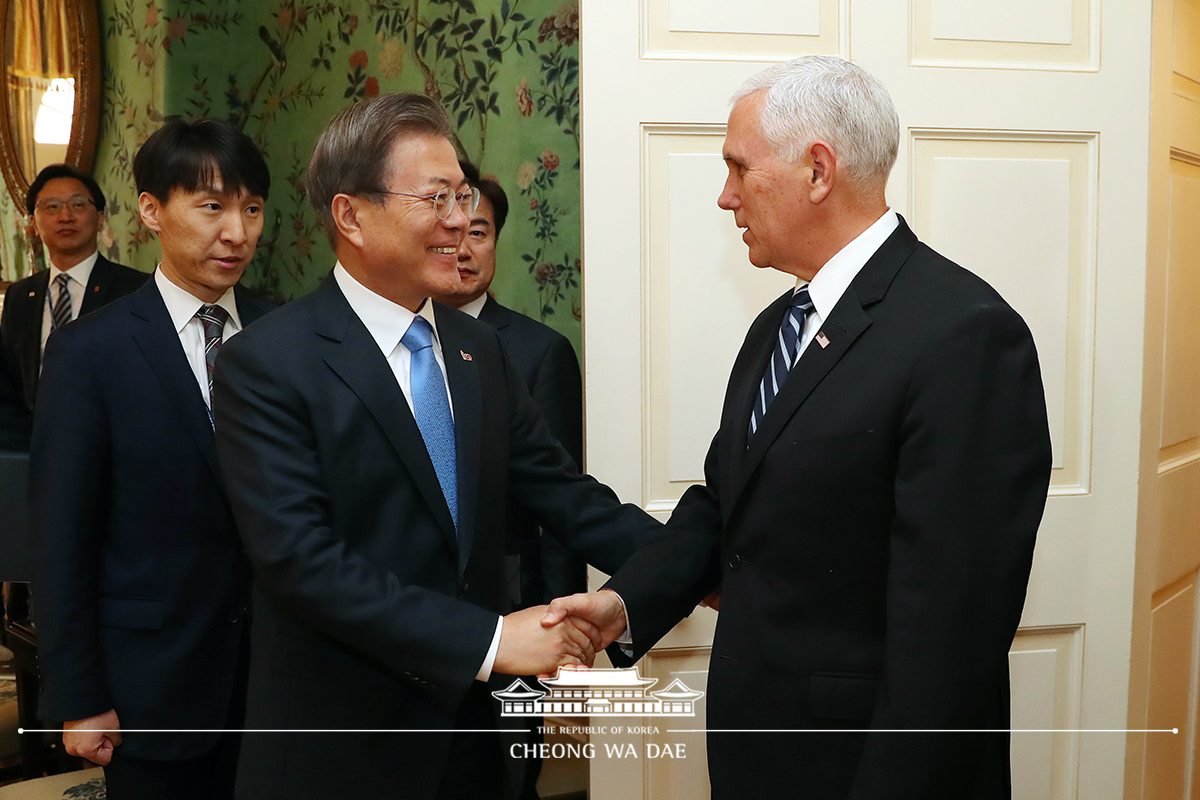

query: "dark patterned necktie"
left=51, top=273, right=72, bottom=331
left=748, top=286, right=814, bottom=443
left=402, top=316, right=458, bottom=532
left=197, top=304, right=230, bottom=397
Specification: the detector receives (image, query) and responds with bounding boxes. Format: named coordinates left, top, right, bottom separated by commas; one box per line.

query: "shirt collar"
left=802, top=209, right=899, bottom=319
left=50, top=251, right=99, bottom=288
left=458, top=293, right=488, bottom=319
left=333, top=263, right=441, bottom=356
left=154, top=267, right=242, bottom=334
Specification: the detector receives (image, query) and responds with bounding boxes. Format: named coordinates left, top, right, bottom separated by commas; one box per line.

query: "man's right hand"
left=63, top=708, right=121, bottom=765
left=541, top=589, right=628, bottom=650
left=494, top=604, right=604, bottom=676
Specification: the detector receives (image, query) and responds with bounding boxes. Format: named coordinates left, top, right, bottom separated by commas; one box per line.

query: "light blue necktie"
left=402, top=316, right=458, bottom=530
left=748, top=285, right=814, bottom=444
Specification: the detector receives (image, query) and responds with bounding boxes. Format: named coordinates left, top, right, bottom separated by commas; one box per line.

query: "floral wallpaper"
left=2, top=0, right=582, bottom=351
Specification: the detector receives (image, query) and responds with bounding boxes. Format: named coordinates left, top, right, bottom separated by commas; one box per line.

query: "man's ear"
left=138, top=192, right=162, bottom=233
left=332, top=194, right=365, bottom=249
left=807, top=141, right=837, bottom=204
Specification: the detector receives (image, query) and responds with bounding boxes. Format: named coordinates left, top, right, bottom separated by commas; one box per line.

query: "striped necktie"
left=50, top=273, right=73, bottom=331
left=748, top=286, right=814, bottom=443
left=197, top=304, right=230, bottom=397
left=402, top=316, right=458, bottom=531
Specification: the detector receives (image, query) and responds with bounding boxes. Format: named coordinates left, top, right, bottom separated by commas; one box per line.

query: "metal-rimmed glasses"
left=382, top=186, right=480, bottom=220
left=35, top=196, right=95, bottom=215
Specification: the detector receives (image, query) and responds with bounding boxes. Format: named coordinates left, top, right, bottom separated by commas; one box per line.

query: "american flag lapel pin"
left=460, top=350, right=472, bottom=361
left=815, top=331, right=831, bottom=349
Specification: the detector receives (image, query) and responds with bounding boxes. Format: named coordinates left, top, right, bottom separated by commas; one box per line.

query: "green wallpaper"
left=3, top=0, right=582, bottom=351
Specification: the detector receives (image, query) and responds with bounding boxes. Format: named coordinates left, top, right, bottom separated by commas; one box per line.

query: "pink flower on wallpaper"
left=515, top=78, right=533, bottom=116
left=530, top=198, right=539, bottom=210
left=540, top=149, right=559, bottom=171
left=296, top=6, right=308, bottom=23
left=346, top=14, right=359, bottom=35
left=146, top=2, right=158, bottom=27
left=277, top=7, right=293, bottom=30
left=166, top=17, right=188, bottom=42
left=135, top=41, right=155, bottom=67
left=349, top=50, right=368, bottom=69
left=365, top=77, right=379, bottom=97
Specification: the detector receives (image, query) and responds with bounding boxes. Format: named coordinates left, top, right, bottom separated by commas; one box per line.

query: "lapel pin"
left=93, top=286, right=100, bottom=293
left=460, top=350, right=473, bottom=361
left=28, top=291, right=35, bottom=297
left=815, top=331, right=831, bottom=349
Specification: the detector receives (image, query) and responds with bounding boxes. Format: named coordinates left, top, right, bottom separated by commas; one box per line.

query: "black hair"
left=458, top=159, right=509, bottom=241
left=26, top=164, right=106, bottom=215
left=133, top=117, right=270, bottom=203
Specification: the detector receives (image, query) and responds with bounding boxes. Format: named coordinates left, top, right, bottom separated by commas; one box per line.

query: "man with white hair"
left=546, top=55, right=1052, bottom=798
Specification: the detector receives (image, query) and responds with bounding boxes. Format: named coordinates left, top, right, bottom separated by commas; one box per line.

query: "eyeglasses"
left=381, top=186, right=480, bottom=220
left=35, top=196, right=95, bottom=215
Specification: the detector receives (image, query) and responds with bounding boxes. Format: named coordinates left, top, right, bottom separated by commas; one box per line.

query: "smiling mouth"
left=428, top=246, right=457, bottom=254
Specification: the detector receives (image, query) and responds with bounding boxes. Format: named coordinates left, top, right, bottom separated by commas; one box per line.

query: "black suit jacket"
left=479, top=295, right=588, bottom=606
left=212, top=278, right=657, bottom=800
left=606, top=218, right=1053, bottom=800
left=0, top=256, right=146, bottom=448
left=30, top=278, right=273, bottom=760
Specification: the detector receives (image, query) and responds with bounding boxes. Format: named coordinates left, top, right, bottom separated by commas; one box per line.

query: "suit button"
left=459, top=578, right=469, bottom=592
left=728, top=554, right=742, bottom=571
left=227, top=608, right=243, bottom=623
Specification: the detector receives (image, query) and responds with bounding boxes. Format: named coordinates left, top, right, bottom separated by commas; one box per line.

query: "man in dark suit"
left=0, top=165, right=146, bottom=449
left=432, top=160, right=587, bottom=611
left=432, top=161, right=587, bottom=800
left=546, top=56, right=1053, bottom=799
left=31, top=118, right=274, bottom=800
left=212, top=93, right=657, bottom=800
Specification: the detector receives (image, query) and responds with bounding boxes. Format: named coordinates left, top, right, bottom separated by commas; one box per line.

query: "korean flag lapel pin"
left=460, top=350, right=473, bottom=361
left=815, top=331, right=831, bottom=349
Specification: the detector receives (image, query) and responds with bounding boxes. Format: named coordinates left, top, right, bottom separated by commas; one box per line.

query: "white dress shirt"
left=457, top=293, right=488, bottom=319
left=40, top=251, right=98, bottom=354
left=792, top=209, right=899, bottom=356
left=154, top=268, right=243, bottom=409
left=333, top=264, right=502, bottom=681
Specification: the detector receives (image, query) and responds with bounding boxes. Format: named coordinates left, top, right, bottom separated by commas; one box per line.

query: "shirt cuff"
left=605, top=589, right=634, bottom=656
left=476, top=616, right=504, bottom=682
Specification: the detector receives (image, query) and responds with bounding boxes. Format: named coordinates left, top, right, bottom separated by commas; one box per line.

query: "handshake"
left=492, top=588, right=628, bottom=677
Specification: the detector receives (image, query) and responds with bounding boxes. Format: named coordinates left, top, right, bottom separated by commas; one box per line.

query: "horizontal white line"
left=675, top=729, right=1179, bottom=734
left=20, top=728, right=527, bottom=734
left=20, top=728, right=1178, bottom=735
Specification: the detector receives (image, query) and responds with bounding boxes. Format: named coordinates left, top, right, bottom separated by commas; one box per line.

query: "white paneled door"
left=580, top=1, right=1154, bottom=798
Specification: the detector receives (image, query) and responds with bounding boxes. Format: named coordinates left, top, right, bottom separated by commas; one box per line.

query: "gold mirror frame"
left=0, top=0, right=102, bottom=208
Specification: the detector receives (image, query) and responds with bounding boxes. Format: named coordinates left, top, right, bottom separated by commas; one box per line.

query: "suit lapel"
left=129, top=281, right=224, bottom=485
left=12, top=272, right=49, bottom=405
left=477, top=295, right=512, bottom=331
left=80, top=256, right=115, bottom=315
left=436, top=305, right=482, bottom=574
left=315, top=280, right=459, bottom=552
left=729, top=217, right=920, bottom=503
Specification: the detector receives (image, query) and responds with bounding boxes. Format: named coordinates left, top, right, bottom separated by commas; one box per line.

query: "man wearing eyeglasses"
left=212, top=93, right=659, bottom=800
left=0, top=164, right=146, bottom=450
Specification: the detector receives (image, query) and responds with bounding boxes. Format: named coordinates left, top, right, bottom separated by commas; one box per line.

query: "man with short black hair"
left=0, top=164, right=145, bottom=449
left=433, top=160, right=587, bottom=613
left=31, top=118, right=274, bottom=800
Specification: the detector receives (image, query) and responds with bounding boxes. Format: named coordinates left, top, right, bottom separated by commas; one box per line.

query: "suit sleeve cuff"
left=607, top=589, right=634, bottom=656
left=475, top=616, right=504, bottom=682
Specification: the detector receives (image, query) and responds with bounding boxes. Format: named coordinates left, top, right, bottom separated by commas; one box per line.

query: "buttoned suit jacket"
left=478, top=295, right=587, bottom=606
left=212, top=277, right=657, bottom=800
left=605, top=218, right=1053, bottom=800
left=30, top=278, right=273, bottom=760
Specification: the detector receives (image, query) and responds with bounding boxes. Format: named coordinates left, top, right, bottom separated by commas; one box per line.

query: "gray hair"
left=307, top=93, right=452, bottom=243
left=732, top=55, right=899, bottom=191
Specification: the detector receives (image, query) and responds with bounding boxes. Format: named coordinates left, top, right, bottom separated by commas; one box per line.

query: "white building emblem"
left=492, top=667, right=704, bottom=717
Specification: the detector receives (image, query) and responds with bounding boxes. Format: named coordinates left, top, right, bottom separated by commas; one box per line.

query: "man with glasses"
left=213, top=93, right=658, bottom=800
left=0, top=164, right=146, bottom=449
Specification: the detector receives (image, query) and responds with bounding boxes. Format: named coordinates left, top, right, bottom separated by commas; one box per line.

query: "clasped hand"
left=493, top=589, right=627, bottom=678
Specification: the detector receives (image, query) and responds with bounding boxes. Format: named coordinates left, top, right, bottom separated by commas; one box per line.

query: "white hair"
left=732, top=55, right=899, bottom=191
